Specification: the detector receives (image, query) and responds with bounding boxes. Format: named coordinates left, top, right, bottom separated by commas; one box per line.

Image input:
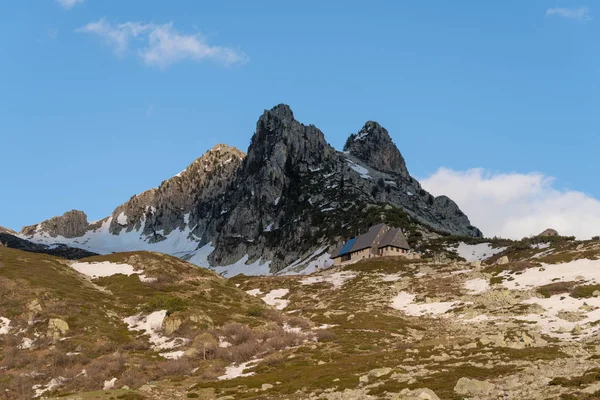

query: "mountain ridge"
left=18, top=104, right=481, bottom=274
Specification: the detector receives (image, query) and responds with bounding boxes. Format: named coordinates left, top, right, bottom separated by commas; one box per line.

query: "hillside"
left=19, top=105, right=481, bottom=276
left=2, top=237, right=600, bottom=399
left=0, top=248, right=317, bottom=399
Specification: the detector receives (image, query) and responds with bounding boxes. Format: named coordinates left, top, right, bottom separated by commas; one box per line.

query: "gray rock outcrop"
left=22, top=210, right=88, bottom=238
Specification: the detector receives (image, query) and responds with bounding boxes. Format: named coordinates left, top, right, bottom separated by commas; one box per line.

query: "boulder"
left=393, top=388, right=440, bottom=400
left=261, top=383, right=273, bottom=391
left=495, top=256, right=509, bottom=265
left=48, top=318, right=69, bottom=339
left=162, top=316, right=182, bottom=335
left=454, top=377, right=495, bottom=395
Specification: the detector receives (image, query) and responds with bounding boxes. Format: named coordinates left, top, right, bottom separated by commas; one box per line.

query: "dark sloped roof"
left=349, top=223, right=387, bottom=253
left=331, top=237, right=358, bottom=258
left=330, top=242, right=345, bottom=259
left=378, top=228, right=410, bottom=250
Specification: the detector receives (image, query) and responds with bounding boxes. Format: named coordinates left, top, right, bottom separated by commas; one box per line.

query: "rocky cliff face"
left=20, top=104, right=481, bottom=273
left=107, top=144, right=244, bottom=244
left=344, top=121, right=409, bottom=177
left=21, top=210, right=88, bottom=238
left=208, top=105, right=481, bottom=270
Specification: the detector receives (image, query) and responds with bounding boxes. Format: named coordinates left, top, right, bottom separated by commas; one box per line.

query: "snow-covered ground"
left=218, top=359, right=262, bottom=380
left=33, top=377, right=67, bottom=398
left=279, top=247, right=333, bottom=275
left=123, top=310, right=188, bottom=358
left=22, top=214, right=333, bottom=278
left=378, top=273, right=402, bottom=282
left=24, top=217, right=201, bottom=259
left=346, top=159, right=372, bottom=180
left=450, top=242, right=506, bottom=262
left=300, top=271, right=357, bottom=289
left=391, top=292, right=462, bottom=317
left=0, top=316, right=11, bottom=334
left=71, top=261, right=151, bottom=281
left=501, top=259, right=600, bottom=290
left=246, top=288, right=290, bottom=310
left=464, top=278, right=490, bottom=294
left=519, top=295, right=600, bottom=339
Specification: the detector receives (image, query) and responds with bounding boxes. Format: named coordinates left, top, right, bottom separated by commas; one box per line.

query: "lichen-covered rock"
left=48, top=318, right=69, bottom=339
left=393, top=388, right=440, bottom=400
left=454, top=377, right=496, bottom=395
left=495, top=255, right=509, bottom=265
left=162, top=316, right=182, bottom=335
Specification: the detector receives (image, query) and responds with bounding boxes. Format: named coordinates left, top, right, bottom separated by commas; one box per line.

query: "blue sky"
left=1, top=1, right=598, bottom=237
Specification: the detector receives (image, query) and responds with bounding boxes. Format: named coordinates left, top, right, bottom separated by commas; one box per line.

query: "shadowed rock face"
left=20, top=104, right=481, bottom=272
left=344, top=121, right=409, bottom=178
left=0, top=232, right=97, bottom=259
left=208, top=104, right=481, bottom=270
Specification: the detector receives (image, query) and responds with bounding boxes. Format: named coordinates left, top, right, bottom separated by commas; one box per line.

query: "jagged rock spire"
left=344, top=121, right=409, bottom=177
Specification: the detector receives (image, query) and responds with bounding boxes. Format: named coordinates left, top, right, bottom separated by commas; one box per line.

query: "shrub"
left=262, top=352, right=285, bottom=366
left=315, top=329, right=337, bottom=342
left=246, top=304, right=264, bottom=317
left=222, top=322, right=253, bottom=345
left=537, top=282, right=577, bottom=298
left=144, top=295, right=188, bottom=314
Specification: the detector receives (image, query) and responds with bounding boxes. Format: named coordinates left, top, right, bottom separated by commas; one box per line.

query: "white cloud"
left=421, top=168, right=600, bottom=240
left=77, top=19, right=248, bottom=68
left=56, top=0, right=84, bottom=10
left=546, top=7, right=591, bottom=20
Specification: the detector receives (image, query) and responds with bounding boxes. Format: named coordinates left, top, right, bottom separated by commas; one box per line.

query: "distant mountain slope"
left=0, top=232, right=97, bottom=259
left=19, top=104, right=481, bottom=275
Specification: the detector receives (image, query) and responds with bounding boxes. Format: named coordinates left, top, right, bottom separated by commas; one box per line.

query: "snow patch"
left=218, top=359, right=262, bottom=380
left=33, top=377, right=67, bottom=398
left=0, top=316, right=11, bottom=335
left=262, top=289, right=290, bottom=310
left=464, top=278, right=490, bottom=294
left=502, top=259, right=600, bottom=290
left=391, top=292, right=461, bottom=316
left=300, top=271, right=356, bottom=289
left=116, top=212, right=128, bottom=225
left=346, top=159, right=372, bottom=180
left=123, top=310, right=188, bottom=351
left=71, top=261, right=155, bottom=283
left=246, top=288, right=290, bottom=310
left=452, top=242, right=506, bottom=262
left=518, top=294, right=600, bottom=339
left=103, top=377, right=117, bottom=390
left=532, top=242, right=550, bottom=250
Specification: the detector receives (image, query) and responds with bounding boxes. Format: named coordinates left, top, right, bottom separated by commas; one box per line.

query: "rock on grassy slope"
left=11, top=236, right=596, bottom=400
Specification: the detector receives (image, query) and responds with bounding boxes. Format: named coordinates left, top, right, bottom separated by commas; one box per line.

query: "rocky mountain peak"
left=267, top=103, right=295, bottom=122
left=344, top=121, right=409, bottom=177
left=21, top=209, right=88, bottom=238
left=0, top=225, right=16, bottom=235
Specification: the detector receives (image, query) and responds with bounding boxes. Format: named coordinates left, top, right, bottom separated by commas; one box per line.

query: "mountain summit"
left=19, top=104, right=481, bottom=274
left=344, top=121, right=409, bottom=177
